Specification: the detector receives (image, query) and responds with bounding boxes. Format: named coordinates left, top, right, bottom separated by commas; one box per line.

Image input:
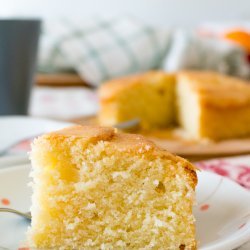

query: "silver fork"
left=113, top=118, right=140, bottom=131
left=0, top=207, right=31, bottom=220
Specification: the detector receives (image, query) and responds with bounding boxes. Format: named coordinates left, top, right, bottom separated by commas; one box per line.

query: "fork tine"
left=113, top=118, right=140, bottom=131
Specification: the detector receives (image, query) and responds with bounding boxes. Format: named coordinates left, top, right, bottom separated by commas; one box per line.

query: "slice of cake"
left=98, top=71, right=176, bottom=129
left=177, top=71, right=250, bottom=140
left=28, top=125, right=197, bottom=249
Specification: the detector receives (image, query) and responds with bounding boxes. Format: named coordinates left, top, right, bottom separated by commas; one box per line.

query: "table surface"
left=29, top=86, right=98, bottom=120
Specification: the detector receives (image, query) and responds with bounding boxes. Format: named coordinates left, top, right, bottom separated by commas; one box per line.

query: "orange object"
left=224, top=30, right=250, bottom=52
left=200, top=204, right=210, bottom=211
left=1, top=198, right=10, bottom=205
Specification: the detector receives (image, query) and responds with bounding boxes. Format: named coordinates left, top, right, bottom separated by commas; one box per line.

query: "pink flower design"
left=197, top=160, right=230, bottom=177
left=210, top=165, right=229, bottom=177
left=10, top=138, right=33, bottom=153
left=196, top=158, right=250, bottom=190
left=237, top=166, right=250, bottom=189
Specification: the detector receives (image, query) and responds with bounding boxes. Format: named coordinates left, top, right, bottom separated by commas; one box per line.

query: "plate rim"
left=0, top=115, right=74, bottom=153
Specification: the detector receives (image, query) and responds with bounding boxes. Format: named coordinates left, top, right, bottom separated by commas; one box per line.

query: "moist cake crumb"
left=28, top=125, right=197, bottom=249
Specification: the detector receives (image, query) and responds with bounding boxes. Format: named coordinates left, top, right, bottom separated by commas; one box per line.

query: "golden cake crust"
left=99, top=71, right=176, bottom=101
left=178, top=71, right=250, bottom=108
left=47, top=125, right=197, bottom=187
left=29, top=125, right=198, bottom=249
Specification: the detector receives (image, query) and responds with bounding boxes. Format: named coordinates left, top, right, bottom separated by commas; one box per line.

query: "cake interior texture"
left=28, top=126, right=197, bottom=249
left=98, top=71, right=176, bottom=129
left=177, top=71, right=250, bottom=140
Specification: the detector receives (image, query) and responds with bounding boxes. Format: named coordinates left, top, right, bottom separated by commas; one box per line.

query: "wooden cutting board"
left=71, top=115, right=250, bottom=161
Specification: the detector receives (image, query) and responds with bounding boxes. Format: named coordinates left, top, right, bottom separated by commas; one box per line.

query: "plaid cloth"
left=162, top=30, right=250, bottom=79
left=38, top=18, right=171, bottom=86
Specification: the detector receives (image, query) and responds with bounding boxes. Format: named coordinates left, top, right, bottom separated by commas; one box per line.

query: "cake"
left=99, top=70, right=250, bottom=141
left=28, top=125, right=197, bottom=249
left=98, top=71, right=176, bottom=129
left=177, top=71, right=250, bottom=140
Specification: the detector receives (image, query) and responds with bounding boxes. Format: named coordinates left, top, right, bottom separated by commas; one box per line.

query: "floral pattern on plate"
left=196, top=155, right=250, bottom=189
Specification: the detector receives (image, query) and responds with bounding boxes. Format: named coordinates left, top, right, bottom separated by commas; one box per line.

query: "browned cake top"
left=46, top=125, right=197, bottom=185
left=178, top=71, right=250, bottom=108
left=98, top=71, right=175, bottom=101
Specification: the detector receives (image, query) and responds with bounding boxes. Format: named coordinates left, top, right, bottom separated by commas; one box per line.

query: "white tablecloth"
left=29, top=86, right=98, bottom=119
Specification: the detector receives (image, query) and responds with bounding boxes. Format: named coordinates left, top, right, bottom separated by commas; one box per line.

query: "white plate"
left=0, top=116, right=73, bottom=154
left=0, top=165, right=249, bottom=250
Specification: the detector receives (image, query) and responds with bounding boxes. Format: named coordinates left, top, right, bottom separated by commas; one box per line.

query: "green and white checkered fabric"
left=38, top=17, right=171, bottom=86
left=162, top=31, right=250, bottom=79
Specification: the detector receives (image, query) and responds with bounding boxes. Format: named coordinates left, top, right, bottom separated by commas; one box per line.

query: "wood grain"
left=36, top=73, right=92, bottom=88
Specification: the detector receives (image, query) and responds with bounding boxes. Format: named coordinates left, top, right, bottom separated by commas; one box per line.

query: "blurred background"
left=0, top=0, right=250, bottom=120
left=2, top=0, right=250, bottom=28
left=1, top=4, right=250, bottom=247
